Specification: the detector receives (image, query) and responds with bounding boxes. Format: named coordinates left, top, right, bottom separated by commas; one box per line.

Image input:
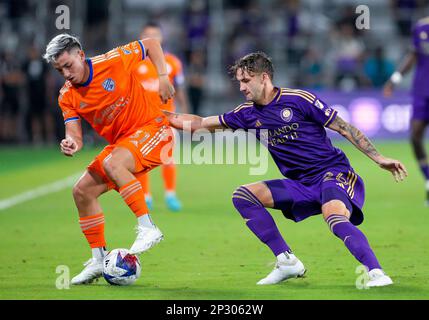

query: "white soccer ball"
left=102, top=248, right=141, bottom=286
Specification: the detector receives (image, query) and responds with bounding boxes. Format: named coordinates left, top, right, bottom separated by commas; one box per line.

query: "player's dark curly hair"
left=229, top=52, right=274, bottom=80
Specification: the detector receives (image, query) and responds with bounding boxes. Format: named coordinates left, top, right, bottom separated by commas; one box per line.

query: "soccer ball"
left=102, top=248, right=141, bottom=286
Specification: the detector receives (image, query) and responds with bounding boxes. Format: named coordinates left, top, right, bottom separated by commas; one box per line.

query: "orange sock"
left=119, top=179, right=149, bottom=217
left=79, top=213, right=106, bottom=249
left=140, top=173, right=151, bottom=197
left=162, top=164, right=176, bottom=192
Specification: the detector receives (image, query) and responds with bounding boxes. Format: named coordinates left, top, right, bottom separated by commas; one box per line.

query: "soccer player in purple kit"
left=384, top=16, right=429, bottom=204
left=166, top=52, right=408, bottom=287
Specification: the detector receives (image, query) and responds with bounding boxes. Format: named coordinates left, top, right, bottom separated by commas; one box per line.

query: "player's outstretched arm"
left=60, top=120, right=83, bottom=157
left=163, top=111, right=224, bottom=133
left=383, top=51, right=416, bottom=97
left=328, top=115, right=408, bottom=182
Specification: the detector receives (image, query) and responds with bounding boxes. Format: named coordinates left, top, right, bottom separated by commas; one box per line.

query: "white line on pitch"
left=0, top=173, right=82, bottom=211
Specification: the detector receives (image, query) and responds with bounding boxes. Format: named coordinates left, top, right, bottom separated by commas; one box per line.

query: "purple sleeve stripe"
left=138, top=40, right=146, bottom=60
left=64, top=117, right=80, bottom=124
left=219, top=115, right=230, bottom=129
left=324, top=110, right=337, bottom=127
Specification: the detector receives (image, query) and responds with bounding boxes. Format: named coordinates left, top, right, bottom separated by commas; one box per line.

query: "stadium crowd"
left=0, top=0, right=428, bottom=144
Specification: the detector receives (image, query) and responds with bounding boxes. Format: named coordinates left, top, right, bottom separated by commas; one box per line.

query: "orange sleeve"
left=117, top=40, right=146, bottom=73
left=169, top=55, right=185, bottom=87
left=58, top=85, right=79, bottom=124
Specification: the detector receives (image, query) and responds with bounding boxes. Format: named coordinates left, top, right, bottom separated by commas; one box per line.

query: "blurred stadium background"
left=1, top=0, right=429, bottom=300
left=0, top=0, right=428, bottom=144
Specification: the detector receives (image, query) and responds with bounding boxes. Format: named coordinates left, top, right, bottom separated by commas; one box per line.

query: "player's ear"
left=78, top=49, right=85, bottom=61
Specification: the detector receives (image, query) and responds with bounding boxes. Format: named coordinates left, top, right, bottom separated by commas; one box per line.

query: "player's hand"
left=158, top=75, right=175, bottom=104
left=383, top=81, right=394, bottom=97
left=60, top=137, right=78, bottom=157
left=378, top=157, right=408, bottom=182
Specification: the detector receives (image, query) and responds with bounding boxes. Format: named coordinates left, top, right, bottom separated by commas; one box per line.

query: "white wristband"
left=390, top=71, right=403, bottom=85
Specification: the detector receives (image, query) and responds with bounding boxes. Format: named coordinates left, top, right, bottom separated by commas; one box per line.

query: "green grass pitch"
left=0, top=141, right=428, bottom=300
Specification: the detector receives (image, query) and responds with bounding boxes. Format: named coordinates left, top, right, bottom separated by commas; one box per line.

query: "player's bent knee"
left=72, top=182, right=90, bottom=202
left=322, top=200, right=350, bottom=220
left=232, top=183, right=273, bottom=209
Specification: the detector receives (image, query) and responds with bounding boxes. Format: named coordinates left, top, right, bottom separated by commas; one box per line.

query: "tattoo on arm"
left=332, top=116, right=380, bottom=159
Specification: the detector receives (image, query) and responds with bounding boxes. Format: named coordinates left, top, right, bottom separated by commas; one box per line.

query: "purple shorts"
left=412, top=96, right=429, bottom=122
left=265, top=168, right=365, bottom=226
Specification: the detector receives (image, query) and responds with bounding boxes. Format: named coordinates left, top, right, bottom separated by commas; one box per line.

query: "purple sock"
left=232, top=186, right=291, bottom=256
left=419, top=163, right=429, bottom=181
left=325, top=214, right=381, bottom=270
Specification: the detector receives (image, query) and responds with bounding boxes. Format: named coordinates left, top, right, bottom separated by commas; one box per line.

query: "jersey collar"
left=80, top=59, right=93, bottom=87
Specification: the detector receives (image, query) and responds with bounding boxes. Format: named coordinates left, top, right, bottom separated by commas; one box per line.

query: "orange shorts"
left=88, top=124, right=174, bottom=191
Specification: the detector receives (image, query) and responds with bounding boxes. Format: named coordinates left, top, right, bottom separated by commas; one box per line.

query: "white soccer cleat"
left=257, top=255, right=306, bottom=285
left=129, top=225, right=164, bottom=255
left=71, top=258, right=103, bottom=285
left=366, top=268, right=393, bottom=288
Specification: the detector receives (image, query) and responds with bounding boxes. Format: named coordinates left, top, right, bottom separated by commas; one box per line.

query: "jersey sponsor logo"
left=280, top=108, right=293, bottom=122
left=79, top=101, right=88, bottom=109
left=102, top=78, right=115, bottom=92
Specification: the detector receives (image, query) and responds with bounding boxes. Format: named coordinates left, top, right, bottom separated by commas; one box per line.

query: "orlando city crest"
left=280, top=108, right=293, bottom=122
left=102, top=78, right=115, bottom=92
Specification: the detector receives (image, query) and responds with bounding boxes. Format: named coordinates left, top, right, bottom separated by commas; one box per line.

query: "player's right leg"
left=410, top=119, right=429, bottom=204
left=71, top=170, right=109, bottom=285
left=103, top=125, right=173, bottom=255
left=232, top=182, right=305, bottom=285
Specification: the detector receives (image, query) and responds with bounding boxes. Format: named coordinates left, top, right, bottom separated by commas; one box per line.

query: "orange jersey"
left=58, top=40, right=168, bottom=144
left=133, top=52, right=184, bottom=112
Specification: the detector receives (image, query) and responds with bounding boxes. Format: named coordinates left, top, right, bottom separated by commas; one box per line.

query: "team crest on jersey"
left=280, top=108, right=293, bottom=122
left=420, top=31, right=428, bottom=40
left=121, top=48, right=132, bottom=55
left=102, top=78, right=115, bottom=92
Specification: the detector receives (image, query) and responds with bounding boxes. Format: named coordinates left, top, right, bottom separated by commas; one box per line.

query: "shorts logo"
left=280, top=108, right=293, bottom=122
left=102, top=78, right=115, bottom=92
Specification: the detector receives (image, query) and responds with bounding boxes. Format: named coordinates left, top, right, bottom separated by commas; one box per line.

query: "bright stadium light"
left=349, top=98, right=382, bottom=137
left=381, top=104, right=412, bottom=133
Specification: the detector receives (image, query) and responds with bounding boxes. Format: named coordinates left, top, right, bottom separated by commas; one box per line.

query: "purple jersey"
left=219, top=87, right=351, bottom=183
left=412, top=18, right=429, bottom=97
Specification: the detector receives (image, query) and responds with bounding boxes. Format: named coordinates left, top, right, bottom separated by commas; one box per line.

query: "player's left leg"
left=162, top=163, right=182, bottom=212
left=322, top=200, right=393, bottom=287
left=232, top=182, right=305, bottom=285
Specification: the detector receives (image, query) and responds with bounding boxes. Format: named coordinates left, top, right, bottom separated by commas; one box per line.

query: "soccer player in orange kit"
left=134, top=22, right=190, bottom=212
left=43, top=33, right=175, bottom=284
